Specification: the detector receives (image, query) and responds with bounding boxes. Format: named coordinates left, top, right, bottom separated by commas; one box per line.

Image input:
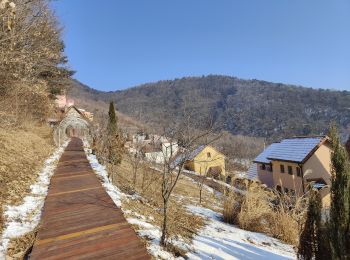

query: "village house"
left=142, top=142, right=179, bottom=164
left=184, top=145, right=226, bottom=178
left=253, top=136, right=332, bottom=206
left=126, top=133, right=179, bottom=164
left=55, top=94, right=75, bottom=110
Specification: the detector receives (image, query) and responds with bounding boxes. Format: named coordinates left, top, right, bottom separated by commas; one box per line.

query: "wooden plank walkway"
left=30, top=138, right=150, bottom=259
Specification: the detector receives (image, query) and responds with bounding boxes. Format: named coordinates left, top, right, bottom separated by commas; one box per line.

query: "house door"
left=207, top=166, right=222, bottom=179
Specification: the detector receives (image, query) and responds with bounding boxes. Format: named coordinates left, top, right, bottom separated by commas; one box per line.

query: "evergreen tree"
left=108, top=101, right=117, bottom=135
left=316, top=222, right=331, bottom=260
left=328, top=125, right=350, bottom=259
left=107, top=101, right=124, bottom=165
left=298, top=189, right=322, bottom=260
left=345, top=136, right=350, bottom=159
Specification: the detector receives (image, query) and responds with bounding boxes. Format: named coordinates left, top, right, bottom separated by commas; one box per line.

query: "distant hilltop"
left=67, top=75, right=350, bottom=141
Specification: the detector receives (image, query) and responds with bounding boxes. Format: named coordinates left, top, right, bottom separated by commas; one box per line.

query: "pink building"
left=55, top=94, right=75, bottom=109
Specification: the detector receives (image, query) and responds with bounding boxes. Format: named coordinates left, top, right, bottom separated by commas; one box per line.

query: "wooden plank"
left=30, top=138, right=150, bottom=259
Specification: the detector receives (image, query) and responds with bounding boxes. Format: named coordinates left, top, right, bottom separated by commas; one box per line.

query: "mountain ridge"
left=68, top=75, right=350, bottom=141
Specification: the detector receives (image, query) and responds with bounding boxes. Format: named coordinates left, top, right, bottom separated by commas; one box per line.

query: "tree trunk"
left=160, top=198, right=168, bottom=246
left=141, top=169, right=146, bottom=191
left=133, top=168, right=137, bottom=187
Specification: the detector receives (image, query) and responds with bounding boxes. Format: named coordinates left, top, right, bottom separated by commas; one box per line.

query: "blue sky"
left=52, top=0, right=350, bottom=91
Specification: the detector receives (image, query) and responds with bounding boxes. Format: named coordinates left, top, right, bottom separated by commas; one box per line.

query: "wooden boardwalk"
left=30, top=138, right=150, bottom=259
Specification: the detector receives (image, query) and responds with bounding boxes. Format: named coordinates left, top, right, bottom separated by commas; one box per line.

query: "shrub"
left=223, top=181, right=306, bottom=246
left=223, top=191, right=241, bottom=224
left=270, top=204, right=299, bottom=245
left=237, top=182, right=273, bottom=233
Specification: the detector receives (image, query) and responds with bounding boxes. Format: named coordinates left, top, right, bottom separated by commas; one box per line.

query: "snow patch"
left=84, top=147, right=125, bottom=208
left=0, top=141, right=68, bottom=258
left=186, top=205, right=296, bottom=260
left=127, top=217, right=188, bottom=260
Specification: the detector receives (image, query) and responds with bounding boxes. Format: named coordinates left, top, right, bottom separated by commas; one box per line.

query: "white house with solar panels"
left=253, top=136, right=332, bottom=207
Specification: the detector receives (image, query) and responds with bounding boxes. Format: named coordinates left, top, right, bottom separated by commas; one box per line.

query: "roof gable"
left=64, top=106, right=91, bottom=124
left=172, top=145, right=224, bottom=167
left=187, top=145, right=206, bottom=160
left=189, top=145, right=225, bottom=161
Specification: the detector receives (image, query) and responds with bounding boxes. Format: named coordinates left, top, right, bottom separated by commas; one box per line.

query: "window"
left=266, top=165, right=272, bottom=172
left=261, top=164, right=266, bottom=170
left=280, top=164, right=285, bottom=173
left=207, top=152, right=211, bottom=158
left=288, top=166, right=293, bottom=175
left=296, top=167, right=301, bottom=177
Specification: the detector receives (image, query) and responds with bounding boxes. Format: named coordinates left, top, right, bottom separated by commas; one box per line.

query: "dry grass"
left=110, top=158, right=221, bottom=255
left=238, top=182, right=274, bottom=234
left=223, top=181, right=306, bottom=246
left=269, top=194, right=306, bottom=245
left=269, top=205, right=300, bottom=245
left=223, top=191, right=242, bottom=224
left=6, top=228, right=38, bottom=259
left=0, top=123, right=53, bottom=239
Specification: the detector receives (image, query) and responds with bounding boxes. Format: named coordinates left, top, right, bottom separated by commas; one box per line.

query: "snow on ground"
left=86, top=151, right=176, bottom=259
left=183, top=169, right=245, bottom=195
left=84, top=146, right=125, bottom=208
left=127, top=217, right=186, bottom=260
left=181, top=171, right=219, bottom=195
left=84, top=144, right=296, bottom=260
left=186, top=205, right=296, bottom=260
left=0, top=141, right=69, bottom=259
left=232, top=158, right=252, bottom=169
left=84, top=145, right=183, bottom=259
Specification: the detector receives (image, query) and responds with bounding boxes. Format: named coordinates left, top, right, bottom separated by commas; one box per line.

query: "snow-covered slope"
left=85, top=146, right=296, bottom=260
left=187, top=206, right=295, bottom=260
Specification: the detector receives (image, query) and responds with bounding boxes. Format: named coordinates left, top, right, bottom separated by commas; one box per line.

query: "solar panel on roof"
left=254, top=143, right=280, bottom=164
left=268, top=137, right=322, bottom=163
left=254, top=137, right=324, bottom=164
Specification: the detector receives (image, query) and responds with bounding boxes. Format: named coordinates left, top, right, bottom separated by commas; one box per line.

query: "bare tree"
left=126, top=141, right=146, bottom=187
left=158, top=110, right=220, bottom=246
left=196, top=164, right=208, bottom=204
left=193, top=151, right=226, bottom=203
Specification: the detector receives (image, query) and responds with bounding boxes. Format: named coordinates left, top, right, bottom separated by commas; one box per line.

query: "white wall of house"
left=162, top=142, right=178, bottom=159
left=145, top=151, right=164, bottom=164
left=144, top=142, right=178, bottom=164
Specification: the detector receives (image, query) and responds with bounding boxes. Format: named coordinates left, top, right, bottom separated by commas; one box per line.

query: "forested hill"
left=68, top=75, right=350, bottom=141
